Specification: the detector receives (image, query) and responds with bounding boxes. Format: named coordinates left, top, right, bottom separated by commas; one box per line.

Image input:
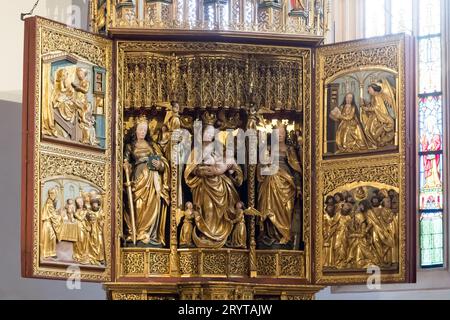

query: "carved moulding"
left=97, top=0, right=329, bottom=37
left=315, top=35, right=406, bottom=165
left=41, top=24, right=108, bottom=68
left=120, top=248, right=171, bottom=277
left=119, top=248, right=306, bottom=279
left=121, top=47, right=309, bottom=112
left=34, top=148, right=112, bottom=281
left=40, top=152, right=106, bottom=188
left=322, top=45, right=399, bottom=80
left=41, top=51, right=108, bottom=149
left=322, top=160, right=400, bottom=196
left=105, top=282, right=325, bottom=300
left=314, top=160, right=406, bottom=284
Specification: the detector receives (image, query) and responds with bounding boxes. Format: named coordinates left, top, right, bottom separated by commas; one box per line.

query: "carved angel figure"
left=247, top=107, right=273, bottom=131
left=360, top=79, right=397, bottom=148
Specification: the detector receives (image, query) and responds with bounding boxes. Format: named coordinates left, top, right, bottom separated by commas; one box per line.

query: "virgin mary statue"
left=184, top=112, right=243, bottom=249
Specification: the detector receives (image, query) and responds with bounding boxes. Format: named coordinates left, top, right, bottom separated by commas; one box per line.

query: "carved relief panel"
left=41, top=53, right=107, bottom=149
left=313, top=35, right=416, bottom=284
left=22, top=18, right=113, bottom=281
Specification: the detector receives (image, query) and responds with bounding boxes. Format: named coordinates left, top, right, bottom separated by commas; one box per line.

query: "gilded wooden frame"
left=313, top=34, right=411, bottom=284
left=25, top=18, right=113, bottom=281
left=115, top=40, right=313, bottom=282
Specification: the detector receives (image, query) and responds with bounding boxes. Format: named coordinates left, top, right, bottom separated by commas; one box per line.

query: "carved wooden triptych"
left=21, top=17, right=415, bottom=292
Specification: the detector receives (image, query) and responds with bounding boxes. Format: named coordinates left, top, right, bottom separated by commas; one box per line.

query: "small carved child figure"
left=62, top=199, right=76, bottom=223
left=227, top=202, right=247, bottom=249
left=79, top=102, right=99, bottom=146
left=159, top=124, right=171, bottom=157
left=179, top=202, right=195, bottom=248
left=169, top=101, right=181, bottom=131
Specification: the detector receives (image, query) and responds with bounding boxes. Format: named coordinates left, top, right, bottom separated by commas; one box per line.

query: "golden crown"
left=136, top=115, right=149, bottom=126
left=202, top=111, right=216, bottom=126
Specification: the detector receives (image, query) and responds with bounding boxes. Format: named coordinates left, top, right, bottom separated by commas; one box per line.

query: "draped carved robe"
left=361, top=94, right=395, bottom=147
left=257, top=147, right=302, bottom=246
left=87, top=208, right=105, bottom=264
left=124, top=141, right=170, bottom=246
left=184, top=146, right=243, bottom=249
left=335, top=103, right=368, bottom=152
left=40, top=198, right=62, bottom=259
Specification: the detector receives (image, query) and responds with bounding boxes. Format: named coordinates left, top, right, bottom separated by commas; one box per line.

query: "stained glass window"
left=420, top=212, right=444, bottom=267
left=365, top=0, right=445, bottom=268
left=391, top=0, right=413, bottom=34
left=419, top=0, right=441, bottom=36
left=418, top=0, right=444, bottom=268
left=418, top=37, right=442, bottom=93
left=419, top=155, right=443, bottom=210
left=418, top=97, right=444, bottom=211
left=419, top=95, right=443, bottom=153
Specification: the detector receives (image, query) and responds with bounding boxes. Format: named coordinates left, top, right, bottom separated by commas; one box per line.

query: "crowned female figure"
left=123, top=116, right=170, bottom=246
left=184, top=112, right=243, bottom=249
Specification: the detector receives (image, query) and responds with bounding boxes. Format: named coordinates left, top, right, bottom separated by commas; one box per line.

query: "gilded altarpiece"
left=22, top=9, right=416, bottom=299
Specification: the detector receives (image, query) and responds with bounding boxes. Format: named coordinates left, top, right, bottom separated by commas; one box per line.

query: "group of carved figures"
left=42, top=67, right=99, bottom=146
left=330, top=79, right=397, bottom=153
left=323, top=187, right=399, bottom=269
left=41, top=188, right=105, bottom=265
left=122, top=103, right=303, bottom=250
